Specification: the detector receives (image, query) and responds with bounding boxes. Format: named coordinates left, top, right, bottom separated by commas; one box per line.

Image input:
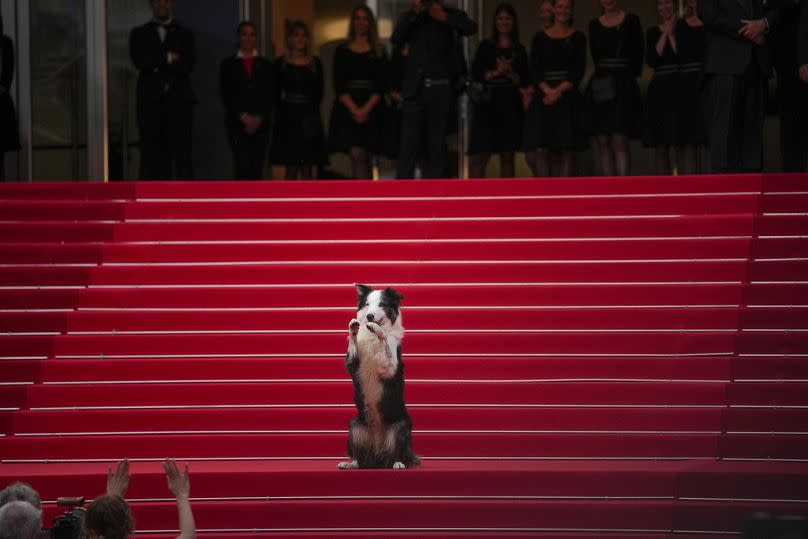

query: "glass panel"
left=30, top=0, right=87, bottom=181
left=314, top=0, right=356, bottom=179
left=107, top=0, right=151, bottom=181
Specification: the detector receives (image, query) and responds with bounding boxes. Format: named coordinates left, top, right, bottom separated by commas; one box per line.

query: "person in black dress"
left=0, top=14, right=21, bottom=182
left=468, top=3, right=529, bottom=179
left=644, top=0, right=682, bottom=175
left=678, top=0, right=708, bottom=174
left=328, top=5, right=386, bottom=180
left=524, top=0, right=586, bottom=177
left=269, top=21, right=326, bottom=181
left=586, top=0, right=643, bottom=176
left=392, top=0, right=477, bottom=179
left=219, top=22, right=276, bottom=180
left=130, top=0, right=197, bottom=180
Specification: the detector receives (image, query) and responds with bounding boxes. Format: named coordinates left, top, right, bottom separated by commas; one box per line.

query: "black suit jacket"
left=130, top=20, right=196, bottom=106
left=701, top=0, right=779, bottom=75
left=391, top=7, right=477, bottom=98
left=219, top=56, right=277, bottom=132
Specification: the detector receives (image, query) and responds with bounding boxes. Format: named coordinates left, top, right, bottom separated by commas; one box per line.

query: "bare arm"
left=165, top=459, right=196, bottom=539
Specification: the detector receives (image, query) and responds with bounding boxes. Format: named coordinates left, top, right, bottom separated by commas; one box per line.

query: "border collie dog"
left=338, top=284, right=420, bottom=470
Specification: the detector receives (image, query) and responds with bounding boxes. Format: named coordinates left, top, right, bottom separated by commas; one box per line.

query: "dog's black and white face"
left=355, top=284, right=404, bottom=327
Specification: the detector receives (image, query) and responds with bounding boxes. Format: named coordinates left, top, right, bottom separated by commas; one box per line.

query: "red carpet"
left=1, top=174, right=807, bottom=536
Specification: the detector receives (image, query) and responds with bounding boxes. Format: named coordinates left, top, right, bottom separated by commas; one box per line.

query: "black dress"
left=328, top=44, right=386, bottom=155
left=585, top=13, right=644, bottom=137
left=0, top=35, right=21, bottom=153
left=468, top=39, right=529, bottom=155
left=643, top=23, right=682, bottom=146
left=269, top=56, right=327, bottom=167
left=523, top=31, right=587, bottom=152
left=676, top=20, right=708, bottom=145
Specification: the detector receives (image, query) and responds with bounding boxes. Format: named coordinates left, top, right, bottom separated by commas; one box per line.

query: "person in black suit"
left=0, top=14, right=21, bottom=181
left=769, top=0, right=807, bottom=172
left=700, top=0, right=779, bottom=173
left=220, top=22, right=276, bottom=180
left=130, top=0, right=197, bottom=180
left=392, top=0, right=477, bottom=179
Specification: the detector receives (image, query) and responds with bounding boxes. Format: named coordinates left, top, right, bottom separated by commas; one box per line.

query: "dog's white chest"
left=356, top=325, right=400, bottom=430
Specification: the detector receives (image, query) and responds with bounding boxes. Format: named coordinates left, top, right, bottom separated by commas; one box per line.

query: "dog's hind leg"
left=386, top=419, right=420, bottom=470
left=338, top=418, right=371, bottom=470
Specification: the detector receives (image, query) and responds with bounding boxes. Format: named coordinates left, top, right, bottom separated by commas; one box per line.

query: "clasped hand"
left=738, top=18, right=766, bottom=45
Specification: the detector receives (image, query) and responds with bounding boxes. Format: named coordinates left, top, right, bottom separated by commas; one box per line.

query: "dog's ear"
left=384, top=287, right=404, bottom=305
left=354, top=283, right=373, bottom=306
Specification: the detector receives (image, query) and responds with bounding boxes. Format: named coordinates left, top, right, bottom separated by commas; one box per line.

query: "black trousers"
left=138, top=98, right=195, bottom=180
left=396, top=85, right=453, bottom=179
left=704, top=62, right=767, bottom=173
left=777, top=73, right=808, bottom=172
left=227, top=126, right=270, bottom=181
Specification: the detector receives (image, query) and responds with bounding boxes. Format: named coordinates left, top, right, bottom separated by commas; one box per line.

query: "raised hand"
left=106, top=459, right=130, bottom=497
left=164, top=459, right=190, bottom=500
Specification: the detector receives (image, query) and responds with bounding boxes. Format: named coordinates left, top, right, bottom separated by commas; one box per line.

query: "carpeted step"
left=0, top=432, right=727, bottom=461
left=20, top=380, right=728, bottom=408
left=0, top=260, right=765, bottom=287
left=0, top=283, right=767, bottom=310
left=0, top=331, right=738, bottom=359
left=24, top=356, right=734, bottom=384
left=9, top=406, right=726, bottom=435
left=0, top=307, right=744, bottom=334
left=0, top=237, right=767, bottom=264
left=0, top=215, right=766, bottom=243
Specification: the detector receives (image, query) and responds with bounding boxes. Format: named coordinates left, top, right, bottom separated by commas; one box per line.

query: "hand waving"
left=164, top=459, right=190, bottom=499
left=106, top=459, right=130, bottom=497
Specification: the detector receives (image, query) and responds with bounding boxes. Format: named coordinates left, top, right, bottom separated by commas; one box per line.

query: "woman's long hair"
left=347, top=5, right=382, bottom=56
left=490, top=2, right=521, bottom=45
left=84, top=495, right=135, bottom=539
left=284, top=19, right=311, bottom=59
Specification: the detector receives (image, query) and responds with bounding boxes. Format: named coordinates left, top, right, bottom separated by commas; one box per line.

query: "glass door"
left=30, top=0, right=88, bottom=181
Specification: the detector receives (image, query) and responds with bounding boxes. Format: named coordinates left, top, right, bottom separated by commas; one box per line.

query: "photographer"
left=392, top=0, right=477, bottom=179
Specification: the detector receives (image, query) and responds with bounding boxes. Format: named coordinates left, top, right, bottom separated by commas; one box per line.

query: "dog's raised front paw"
left=338, top=460, right=359, bottom=470
left=366, top=322, right=384, bottom=339
left=393, top=462, right=406, bottom=470
left=349, top=319, right=360, bottom=336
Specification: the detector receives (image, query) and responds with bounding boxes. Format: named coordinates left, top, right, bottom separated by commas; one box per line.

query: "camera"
left=48, top=497, right=86, bottom=539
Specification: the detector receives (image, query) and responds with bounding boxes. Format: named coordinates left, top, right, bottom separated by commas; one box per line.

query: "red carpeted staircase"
left=1, top=175, right=807, bottom=537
